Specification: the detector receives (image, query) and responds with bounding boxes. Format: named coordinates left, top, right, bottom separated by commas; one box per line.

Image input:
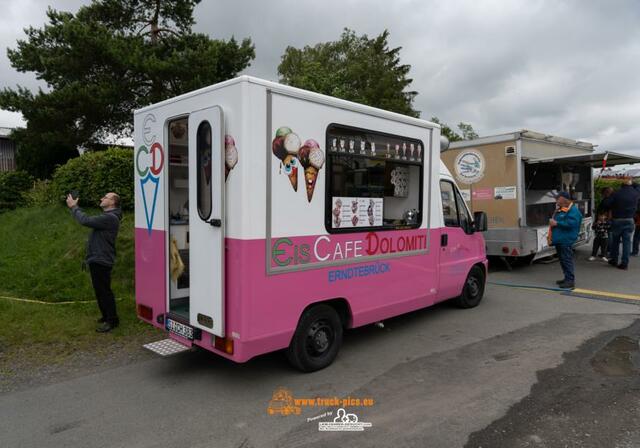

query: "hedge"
left=0, top=170, right=34, bottom=212
left=52, top=147, right=134, bottom=210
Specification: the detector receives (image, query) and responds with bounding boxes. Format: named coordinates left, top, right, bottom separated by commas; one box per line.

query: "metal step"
left=143, top=338, right=192, bottom=357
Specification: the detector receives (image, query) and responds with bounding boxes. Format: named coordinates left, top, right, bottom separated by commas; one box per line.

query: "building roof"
left=450, top=129, right=595, bottom=151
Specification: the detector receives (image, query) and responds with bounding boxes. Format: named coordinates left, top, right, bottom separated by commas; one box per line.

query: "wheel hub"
left=306, top=320, right=333, bottom=356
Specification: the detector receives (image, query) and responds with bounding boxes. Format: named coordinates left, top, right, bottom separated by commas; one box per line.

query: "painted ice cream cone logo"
left=349, top=140, right=355, bottom=154
left=417, top=144, right=422, bottom=162
left=339, top=139, right=346, bottom=153
left=331, top=138, right=338, bottom=152
left=298, top=139, right=325, bottom=202
left=225, top=135, right=238, bottom=181
left=394, top=144, right=400, bottom=159
left=136, top=138, right=164, bottom=235
left=359, top=140, right=366, bottom=155
left=402, top=142, right=407, bottom=160
left=272, top=126, right=301, bottom=192
left=410, top=143, right=415, bottom=161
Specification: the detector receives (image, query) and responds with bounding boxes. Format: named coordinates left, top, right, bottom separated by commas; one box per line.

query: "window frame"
left=440, top=180, right=460, bottom=228
left=196, top=120, right=213, bottom=221
left=324, top=123, right=425, bottom=234
left=440, top=179, right=474, bottom=231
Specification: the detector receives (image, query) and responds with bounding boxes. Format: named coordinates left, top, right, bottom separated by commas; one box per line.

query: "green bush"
left=23, top=179, right=58, bottom=207
left=52, top=147, right=134, bottom=210
left=0, top=170, right=34, bottom=212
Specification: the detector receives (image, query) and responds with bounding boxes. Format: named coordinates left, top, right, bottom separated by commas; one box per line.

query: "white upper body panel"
left=134, top=76, right=445, bottom=239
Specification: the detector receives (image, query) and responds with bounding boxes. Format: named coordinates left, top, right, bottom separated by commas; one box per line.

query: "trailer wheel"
left=455, top=265, right=486, bottom=309
left=286, top=304, right=343, bottom=372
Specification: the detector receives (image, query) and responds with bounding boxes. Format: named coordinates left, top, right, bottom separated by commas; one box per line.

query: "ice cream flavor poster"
left=272, top=126, right=325, bottom=201
left=332, top=197, right=383, bottom=228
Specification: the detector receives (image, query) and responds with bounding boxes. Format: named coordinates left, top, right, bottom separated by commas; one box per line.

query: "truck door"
left=188, top=106, right=225, bottom=336
left=438, top=180, right=475, bottom=300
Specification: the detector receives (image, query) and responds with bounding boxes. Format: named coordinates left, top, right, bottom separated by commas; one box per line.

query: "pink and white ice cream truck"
left=135, top=76, right=488, bottom=371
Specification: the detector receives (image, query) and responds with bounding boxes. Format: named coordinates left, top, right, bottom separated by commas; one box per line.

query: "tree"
left=457, top=122, right=479, bottom=140
left=431, top=117, right=479, bottom=142
left=0, top=0, right=255, bottom=178
left=278, top=29, right=419, bottom=118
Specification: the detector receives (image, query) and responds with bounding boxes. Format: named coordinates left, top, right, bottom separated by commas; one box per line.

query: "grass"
left=0, top=205, right=160, bottom=381
left=0, top=205, right=134, bottom=301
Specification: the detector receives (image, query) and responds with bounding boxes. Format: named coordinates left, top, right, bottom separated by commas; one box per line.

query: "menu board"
left=331, top=197, right=383, bottom=228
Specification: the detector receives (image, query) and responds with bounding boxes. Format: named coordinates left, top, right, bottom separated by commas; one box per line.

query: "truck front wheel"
left=286, top=304, right=343, bottom=372
left=455, top=265, right=486, bottom=309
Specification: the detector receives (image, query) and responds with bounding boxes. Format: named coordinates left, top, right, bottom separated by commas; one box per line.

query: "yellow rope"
left=0, top=295, right=123, bottom=305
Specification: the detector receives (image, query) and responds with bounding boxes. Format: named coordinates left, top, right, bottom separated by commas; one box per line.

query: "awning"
left=526, top=151, right=640, bottom=167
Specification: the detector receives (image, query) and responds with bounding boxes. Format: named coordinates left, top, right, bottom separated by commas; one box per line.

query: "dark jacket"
left=602, top=185, right=640, bottom=220
left=593, top=220, right=611, bottom=239
left=551, top=203, right=582, bottom=246
left=71, top=207, right=122, bottom=267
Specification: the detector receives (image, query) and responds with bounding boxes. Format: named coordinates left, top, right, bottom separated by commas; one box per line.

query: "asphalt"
left=0, top=245, right=639, bottom=448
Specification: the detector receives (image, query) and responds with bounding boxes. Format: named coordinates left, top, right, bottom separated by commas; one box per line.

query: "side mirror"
left=474, top=211, right=488, bottom=232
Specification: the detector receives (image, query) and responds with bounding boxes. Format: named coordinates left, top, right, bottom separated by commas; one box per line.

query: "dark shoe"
left=558, top=281, right=575, bottom=289
left=555, top=279, right=565, bottom=285
left=617, top=264, right=628, bottom=270
left=608, top=260, right=618, bottom=267
left=631, top=253, right=639, bottom=257
left=96, top=322, right=115, bottom=333
left=96, top=317, right=106, bottom=324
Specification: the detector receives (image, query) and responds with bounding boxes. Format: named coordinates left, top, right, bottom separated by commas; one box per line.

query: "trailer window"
left=325, top=124, right=424, bottom=233
left=196, top=121, right=212, bottom=220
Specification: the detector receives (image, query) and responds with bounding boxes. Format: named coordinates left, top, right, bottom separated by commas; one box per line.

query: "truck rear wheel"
left=455, top=265, right=486, bottom=309
left=286, top=304, right=343, bottom=372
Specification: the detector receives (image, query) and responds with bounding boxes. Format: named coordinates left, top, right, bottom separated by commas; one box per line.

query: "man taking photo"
left=66, top=192, right=123, bottom=332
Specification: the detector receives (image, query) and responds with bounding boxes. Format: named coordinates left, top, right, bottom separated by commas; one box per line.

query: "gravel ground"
left=0, top=331, right=160, bottom=393
left=465, top=319, right=640, bottom=448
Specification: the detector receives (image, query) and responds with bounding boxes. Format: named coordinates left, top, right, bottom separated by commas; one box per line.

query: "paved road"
left=1, top=245, right=639, bottom=448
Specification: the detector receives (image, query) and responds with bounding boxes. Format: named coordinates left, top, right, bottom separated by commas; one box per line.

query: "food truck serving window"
left=325, top=124, right=424, bottom=233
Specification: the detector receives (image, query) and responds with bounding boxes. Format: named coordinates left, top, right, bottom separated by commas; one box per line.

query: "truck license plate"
left=166, top=318, right=194, bottom=340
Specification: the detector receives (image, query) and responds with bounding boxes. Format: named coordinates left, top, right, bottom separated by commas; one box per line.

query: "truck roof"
left=134, top=76, right=441, bottom=132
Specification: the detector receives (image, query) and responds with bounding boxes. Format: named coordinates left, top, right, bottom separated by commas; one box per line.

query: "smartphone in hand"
left=69, top=190, right=79, bottom=200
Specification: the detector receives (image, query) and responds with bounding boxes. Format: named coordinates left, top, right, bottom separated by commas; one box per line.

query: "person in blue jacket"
left=549, top=191, right=583, bottom=289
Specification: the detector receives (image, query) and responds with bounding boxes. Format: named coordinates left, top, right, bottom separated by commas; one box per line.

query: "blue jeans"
left=556, top=244, right=575, bottom=282
left=610, top=219, right=635, bottom=266
left=632, top=225, right=640, bottom=255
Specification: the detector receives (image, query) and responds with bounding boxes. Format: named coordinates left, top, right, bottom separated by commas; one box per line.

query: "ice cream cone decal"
left=272, top=127, right=301, bottom=192
left=224, top=135, right=238, bottom=181
left=298, top=139, right=325, bottom=202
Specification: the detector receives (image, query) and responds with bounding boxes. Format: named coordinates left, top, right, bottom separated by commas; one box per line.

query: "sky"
left=1, top=0, right=639, bottom=155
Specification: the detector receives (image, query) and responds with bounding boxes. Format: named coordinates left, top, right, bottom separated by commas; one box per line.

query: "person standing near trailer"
left=66, top=192, right=123, bottom=332
left=632, top=183, right=640, bottom=257
left=549, top=191, right=582, bottom=289
left=602, top=178, right=640, bottom=270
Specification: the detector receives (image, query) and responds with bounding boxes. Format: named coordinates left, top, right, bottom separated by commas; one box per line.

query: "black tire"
left=455, top=265, right=486, bottom=309
left=286, top=304, right=343, bottom=372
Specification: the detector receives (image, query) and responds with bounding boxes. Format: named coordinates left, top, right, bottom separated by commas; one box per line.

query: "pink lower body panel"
left=135, top=227, right=487, bottom=363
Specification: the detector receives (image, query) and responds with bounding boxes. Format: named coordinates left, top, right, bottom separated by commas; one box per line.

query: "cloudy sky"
left=1, top=0, right=639, bottom=154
